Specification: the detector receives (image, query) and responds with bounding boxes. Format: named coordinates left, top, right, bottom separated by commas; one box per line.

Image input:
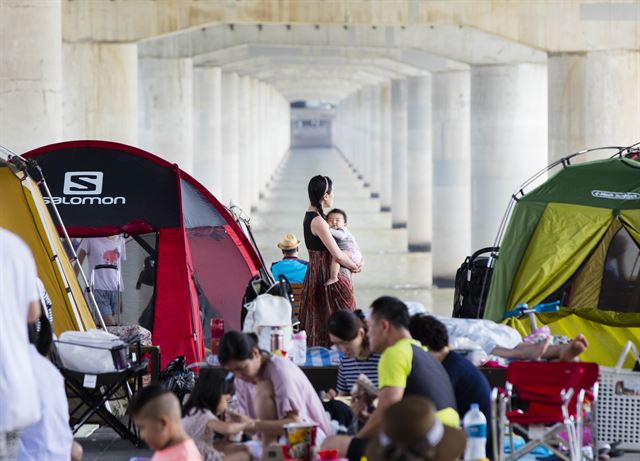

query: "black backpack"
left=452, top=247, right=498, bottom=319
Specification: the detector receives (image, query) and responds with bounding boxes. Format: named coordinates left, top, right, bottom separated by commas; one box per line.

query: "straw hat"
left=277, top=233, right=301, bottom=250
left=366, top=396, right=466, bottom=461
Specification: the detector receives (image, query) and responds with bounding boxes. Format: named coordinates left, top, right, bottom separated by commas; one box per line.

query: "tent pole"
left=32, top=166, right=106, bottom=330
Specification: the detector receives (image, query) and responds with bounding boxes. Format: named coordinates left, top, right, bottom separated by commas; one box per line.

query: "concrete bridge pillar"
left=250, top=78, right=260, bottom=209
left=407, top=75, right=433, bottom=255
left=471, top=63, right=548, bottom=249
left=379, top=82, right=393, bottom=212
left=266, top=86, right=282, bottom=187
left=63, top=43, right=137, bottom=145
left=237, top=75, right=251, bottom=210
left=346, top=95, right=358, bottom=170
left=360, top=87, right=373, bottom=187
left=432, top=70, right=471, bottom=286
left=549, top=51, right=640, bottom=162
left=1, top=0, right=62, bottom=154
left=350, top=94, right=359, bottom=172
left=391, top=79, right=409, bottom=229
left=351, top=92, right=362, bottom=177
left=280, top=93, right=290, bottom=162
left=139, top=57, right=194, bottom=173
left=193, top=66, right=222, bottom=197
left=221, top=72, right=239, bottom=205
left=369, top=85, right=382, bottom=198
left=256, top=81, right=267, bottom=197
left=265, top=86, right=275, bottom=186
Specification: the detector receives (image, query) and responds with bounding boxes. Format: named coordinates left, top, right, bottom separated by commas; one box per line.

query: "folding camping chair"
left=492, top=361, right=599, bottom=461
left=289, top=282, right=304, bottom=320
left=57, top=335, right=148, bottom=446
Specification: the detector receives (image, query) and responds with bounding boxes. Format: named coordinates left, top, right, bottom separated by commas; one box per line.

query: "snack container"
left=283, top=422, right=318, bottom=461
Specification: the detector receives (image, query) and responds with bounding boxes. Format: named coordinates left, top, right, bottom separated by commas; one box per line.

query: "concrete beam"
left=193, top=43, right=454, bottom=74
left=64, top=2, right=640, bottom=53
left=190, top=44, right=432, bottom=102
left=214, top=55, right=425, bottom=79
left=138, top=23, right=541, bottom=67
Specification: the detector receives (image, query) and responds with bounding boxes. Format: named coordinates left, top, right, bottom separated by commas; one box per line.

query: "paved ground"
left=80, top=427, right=151, bottom=461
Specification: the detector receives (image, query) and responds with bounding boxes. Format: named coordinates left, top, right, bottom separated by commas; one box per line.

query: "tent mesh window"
left=599, top=227, right=640, bottom=313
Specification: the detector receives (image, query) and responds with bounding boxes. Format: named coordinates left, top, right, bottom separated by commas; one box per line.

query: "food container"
left=283, top=422, right=317, bottom=461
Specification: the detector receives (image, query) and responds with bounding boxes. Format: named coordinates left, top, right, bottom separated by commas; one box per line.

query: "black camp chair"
left=56, top=335, right=148, bottom=446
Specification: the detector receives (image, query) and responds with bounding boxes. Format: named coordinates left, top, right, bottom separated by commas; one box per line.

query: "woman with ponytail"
left=300, top=175, right=361, bottom=347
left=327, top=310, right=379, bottom=395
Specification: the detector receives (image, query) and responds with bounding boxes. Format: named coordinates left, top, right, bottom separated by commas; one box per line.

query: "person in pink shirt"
left=219, top=331, right=331, bottom=452
left=130, top=385, right=203, bottom=461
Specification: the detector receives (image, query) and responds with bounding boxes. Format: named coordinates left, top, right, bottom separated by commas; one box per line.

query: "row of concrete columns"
left=336, top=53, right=639, bottom=284
left=335, top=64, right=548, bottom=285
left=121, top=57, right=290, bottom=211
left=1, top=2, right=290, bottom=212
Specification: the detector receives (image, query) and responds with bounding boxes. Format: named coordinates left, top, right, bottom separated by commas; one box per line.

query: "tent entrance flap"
left=507, top=202, right=612, bottom=310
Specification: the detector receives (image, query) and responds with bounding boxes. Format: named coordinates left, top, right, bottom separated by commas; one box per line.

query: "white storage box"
left=596, top=341, right=640, bottom=450
left=57, top=329, right=129, bottom=374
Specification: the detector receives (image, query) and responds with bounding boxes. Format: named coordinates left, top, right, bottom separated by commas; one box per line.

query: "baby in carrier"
left=326, top=208, right=362, bottom=285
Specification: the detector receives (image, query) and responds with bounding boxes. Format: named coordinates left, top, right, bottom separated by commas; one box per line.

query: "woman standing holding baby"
left=300, top=175, right=362, bottom=347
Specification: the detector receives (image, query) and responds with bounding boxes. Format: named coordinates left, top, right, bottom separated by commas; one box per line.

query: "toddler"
left=326, top=208, right=362, bottom=285
left=130, top=385, right=203, bottom=461
left=182, top=368, right=252, bottom=461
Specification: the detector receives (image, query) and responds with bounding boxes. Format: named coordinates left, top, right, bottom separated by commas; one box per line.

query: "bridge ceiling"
left=139, top=23, right=544, bottom=67
left=187, top=44, right=431, bottom=102
left=195, top=45, right=432, bottom=75
left=193, top=43, right=464, bottom=73
left=138, top=23, right=545, bottom=103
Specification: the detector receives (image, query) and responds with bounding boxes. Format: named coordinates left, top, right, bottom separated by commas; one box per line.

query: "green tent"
left=484, top=154, right=640, bottom=366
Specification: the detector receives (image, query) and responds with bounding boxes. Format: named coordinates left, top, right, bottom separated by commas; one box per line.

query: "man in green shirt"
left=321, top=296, right=459, bottom=461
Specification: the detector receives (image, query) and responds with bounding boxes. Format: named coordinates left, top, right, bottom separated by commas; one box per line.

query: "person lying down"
left=409, top=314, right=588, bottom=366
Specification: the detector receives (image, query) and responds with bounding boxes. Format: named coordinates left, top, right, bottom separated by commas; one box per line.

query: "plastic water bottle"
left=291, top=331, right=307, bottom=366
left=463, top=403, right=487, bottom=461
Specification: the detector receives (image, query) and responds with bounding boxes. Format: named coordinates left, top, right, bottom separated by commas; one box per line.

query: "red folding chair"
left=492, top=361, right=599, bottom=461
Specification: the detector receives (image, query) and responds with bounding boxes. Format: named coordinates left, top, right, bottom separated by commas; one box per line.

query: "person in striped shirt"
left=327, top=310, right=380, bottom=433
left=328, top=310, right=380, bottom=395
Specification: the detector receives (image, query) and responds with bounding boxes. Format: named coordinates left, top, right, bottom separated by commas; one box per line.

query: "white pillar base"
left=549, top=51, right=640, bottom=163
left=432, top=70, right=471, bottom=286
left=64, top=43, right=137, bottom=145
left=193, top=66, right=222, bottom=196
left=407, top=75, right=433, bottom=253
left=471, top=63, right=548, bottom=249
left=139, top=57, right=194, bottom=172
left=1, top=0, right=62, bottom=153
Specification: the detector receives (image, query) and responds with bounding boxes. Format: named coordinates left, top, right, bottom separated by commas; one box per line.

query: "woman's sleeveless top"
left=303, top=211, right=326, bottom=251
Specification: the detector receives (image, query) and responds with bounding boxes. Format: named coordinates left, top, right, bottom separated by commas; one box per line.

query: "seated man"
left=321, top=296, right=459, bottom=461
left=270, top=233, right=308, bottom=283
left=409, top=314, right=493, bottom=459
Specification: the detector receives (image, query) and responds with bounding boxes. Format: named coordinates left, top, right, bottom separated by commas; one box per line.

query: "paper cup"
left=283, top=422, right=317, bottom=461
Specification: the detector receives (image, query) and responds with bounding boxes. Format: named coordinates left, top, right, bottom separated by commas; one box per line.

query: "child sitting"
left=130, top=385, right=203, bottom=461
left=326, top=208, right=362, bottom=285
left=182, top=368, right=252, bottom=461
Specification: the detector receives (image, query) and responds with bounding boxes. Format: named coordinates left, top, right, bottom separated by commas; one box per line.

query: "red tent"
left=25, top=140, right=264, bottom=367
